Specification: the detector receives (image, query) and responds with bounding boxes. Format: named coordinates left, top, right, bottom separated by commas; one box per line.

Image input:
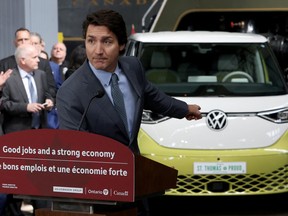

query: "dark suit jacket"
left=0, top=68, right=53, bottom=134
left=0, top=55, right=56, bottom=99
left=56, top=57, right=188, bottom=153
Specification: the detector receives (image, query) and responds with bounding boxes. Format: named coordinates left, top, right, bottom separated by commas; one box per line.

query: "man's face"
left=51, top=43, right=67, bottom=61
left=85, top=25, right=125, bottom=72
left=21, top=46, right=40, bottom=72
left=14, top=30, right=31, bottom=47
left=31, top=35, right=42, bottom=55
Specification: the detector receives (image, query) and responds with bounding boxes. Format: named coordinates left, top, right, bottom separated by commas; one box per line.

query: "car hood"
left=140, top=95, right=288, bottom=150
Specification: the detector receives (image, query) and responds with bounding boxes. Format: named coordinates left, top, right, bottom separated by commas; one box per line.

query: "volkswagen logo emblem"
left=206, top=110, right=227, bottom=131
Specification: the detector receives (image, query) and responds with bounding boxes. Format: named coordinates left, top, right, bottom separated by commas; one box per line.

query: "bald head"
left=51, top=42, right=67, bottom=64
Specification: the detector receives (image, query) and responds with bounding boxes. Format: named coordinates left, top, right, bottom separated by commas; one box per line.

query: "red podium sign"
left=0, top=129, right=135, bottom=202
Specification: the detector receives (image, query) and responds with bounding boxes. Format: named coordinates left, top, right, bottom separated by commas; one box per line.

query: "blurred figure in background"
left=0, top=44, right=54, bottom=216
left=39, top=50, right=49, bottom=59
left=1, top=44, right=54, bottom=135
left=65, top=43, right=86, bottom=79
left=30, top=32, right=43, bottom=55
left=0, top=29, right=56, bottom=214
left=41, top=38, right=46, bottom=52
left=50, top=42, right=69, bottom=84
left=47, top=42, right=69, bottom=129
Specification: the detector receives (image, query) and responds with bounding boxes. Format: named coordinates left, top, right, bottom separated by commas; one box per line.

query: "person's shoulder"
left=62, top=66, right=81, bottom=82
left=35, top=68, right=47, bottom=76
left=119, top=56, right=141, bottom=66
left=0, top=55, right=15, bottom=66
left=62, top=60, right=69, bottom=67
left=0, top=55, right=13, bottom=61
left=119, top=56, right=138, bottom=62
left=39, top=56, right=50, bottom=64
left=5, top=68, right=19, bottom=83
left=64, top=61, right=90, bottom=83
left=49, top=60, right=59, bottom=69
left=38, top=57, right=52, bottom=72
left=119, top=56, right=142, bottom=71
left=0, top=55, right=17, bottom=72
left=71, top=60, right=89, bottom=74
left=39, top=56, right=47, bottom=61
left=6, top=68, right=18, bottom=77
left=57, top=68, right=81, bottom=94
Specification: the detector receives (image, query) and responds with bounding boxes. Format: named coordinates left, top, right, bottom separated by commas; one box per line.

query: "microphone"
left=77, top=90, right=104, bottom=131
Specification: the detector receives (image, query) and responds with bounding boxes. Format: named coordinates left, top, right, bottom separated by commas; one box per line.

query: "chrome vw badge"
left=206, top=110, right=227, bottom=130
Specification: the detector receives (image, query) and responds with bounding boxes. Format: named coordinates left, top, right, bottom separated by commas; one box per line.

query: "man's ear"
left=20, top=58, right=26, bottom=66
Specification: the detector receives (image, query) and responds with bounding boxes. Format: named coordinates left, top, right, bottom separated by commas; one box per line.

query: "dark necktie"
left=110, top=73, right=128, bottom=132
left=27, top=74, right=40, bottom=129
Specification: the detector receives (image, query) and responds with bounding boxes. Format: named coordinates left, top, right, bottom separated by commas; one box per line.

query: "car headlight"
left=258, top=108, right=288, bottom=123
left=141, top=110, right=170, bottom=124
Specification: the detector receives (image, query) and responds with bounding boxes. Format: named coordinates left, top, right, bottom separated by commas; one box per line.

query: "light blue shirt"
left=18, top=67, right=37, bottom=103
left=88, top=62, right=136, bottom=138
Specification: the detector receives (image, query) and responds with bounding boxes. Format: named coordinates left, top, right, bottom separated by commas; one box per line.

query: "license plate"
left=194, top=162, right=246, bottom=174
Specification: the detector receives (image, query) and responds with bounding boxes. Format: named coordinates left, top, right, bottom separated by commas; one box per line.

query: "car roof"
left=128, top=31, right=268, bottom=43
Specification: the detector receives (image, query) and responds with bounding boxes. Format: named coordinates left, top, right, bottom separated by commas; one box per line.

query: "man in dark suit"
left=57, top=9, right=202, bottom=152
left=56, top=10, right=202, bottom=215
left=0, top=28, right=56, bottom=100
left=0, top=44, right=54, bottom=215
left=1, top=44, right=54, bottom=133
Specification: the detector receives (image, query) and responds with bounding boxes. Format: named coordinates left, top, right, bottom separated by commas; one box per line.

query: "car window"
left=135, top=43, right=287, bottom=96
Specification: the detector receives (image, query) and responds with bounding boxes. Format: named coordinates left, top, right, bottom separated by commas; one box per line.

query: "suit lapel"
left=82, top=63, right=129, bottom=136
left=119, top=58, right=141, bottom=98
left=118, top=58, right=142, bottom=140
left=33, top=70, right=43, bottom=102
left=13, top=68, right=29, bottom=102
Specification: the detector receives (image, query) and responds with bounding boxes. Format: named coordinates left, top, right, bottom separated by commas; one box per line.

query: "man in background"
left=0, top=28, right=55, bottom=215
left=1, top=44, right=54, bottom=132
left=50, top=42, right=69, bottom=86
left=56, top=9, right=202, bottom=216
left=0, top=28, right=56, bottom=100
left=0, top=44, right=54, bottom=215
left=46, top=42, right=69, bottom=129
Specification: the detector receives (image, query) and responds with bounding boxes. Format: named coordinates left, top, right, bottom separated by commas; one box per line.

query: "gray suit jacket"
left=56, top=56, right=188, bottom=153
left=0, top=55, right=56, bottom=99
left=1, top=68, right=53, bottom=134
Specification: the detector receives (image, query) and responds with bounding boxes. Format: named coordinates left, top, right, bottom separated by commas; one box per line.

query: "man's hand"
left=186, top=104, right=202, bottom=120
left=0, top=69, right=13, bottom=90
left=43, top=99, right=54, bottom=111
left=27, top=99, right=54, bottom=113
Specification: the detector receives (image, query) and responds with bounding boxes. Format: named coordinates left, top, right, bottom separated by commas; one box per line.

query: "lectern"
left=0, top=129, right=177, bottom=216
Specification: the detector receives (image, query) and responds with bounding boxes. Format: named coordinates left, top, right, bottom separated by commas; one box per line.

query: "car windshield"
left=138, top=43, right=287, bottom=96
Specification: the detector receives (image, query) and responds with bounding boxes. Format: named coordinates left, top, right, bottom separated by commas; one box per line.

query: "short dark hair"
left=69, top=44, right=87, bottom=70
left=15, top=27, right=30, bottom=38
left=82, top=9, right=127, bottom=55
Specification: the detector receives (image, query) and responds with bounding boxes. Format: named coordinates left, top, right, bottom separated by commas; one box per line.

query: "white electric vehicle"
left=125, top=31, right=288, bottom=196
